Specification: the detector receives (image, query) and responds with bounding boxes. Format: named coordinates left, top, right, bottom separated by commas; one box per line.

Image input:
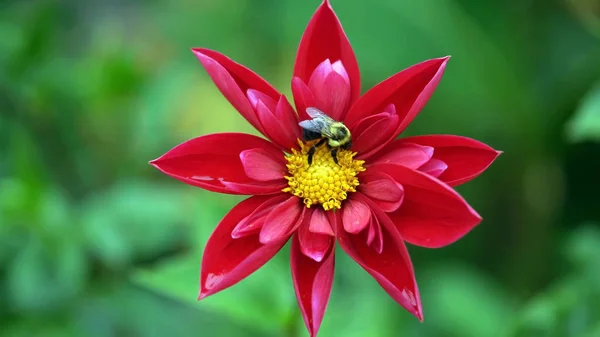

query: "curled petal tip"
left=190, top=47, right=206, bottom=56
left=312, top=253, right=325, bottom=263
left=495, top=150, right=504, bottom=156
left=197, top=291, right=208, bottom=300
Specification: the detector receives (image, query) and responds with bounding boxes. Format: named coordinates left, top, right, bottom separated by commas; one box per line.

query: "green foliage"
left=1, top=0, right=600, bottom=336
left=81, top=182, right=191, bottom=269
left=566, top=82, right=600, bottom=142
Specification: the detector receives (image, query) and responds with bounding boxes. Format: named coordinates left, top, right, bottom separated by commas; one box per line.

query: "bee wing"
left=306, top=107, right=336, bottom=123
left=299, top=119, right=325, bottom=133
left=298, top=119, right=336, bottom=138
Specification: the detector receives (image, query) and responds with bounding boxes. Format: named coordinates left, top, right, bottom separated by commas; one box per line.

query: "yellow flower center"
left=283, top=140, right=365, bottom=210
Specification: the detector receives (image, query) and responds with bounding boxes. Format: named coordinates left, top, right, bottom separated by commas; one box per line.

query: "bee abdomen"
left=302, top=128, right=323, bottom=141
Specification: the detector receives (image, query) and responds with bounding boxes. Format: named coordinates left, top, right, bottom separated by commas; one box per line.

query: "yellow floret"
left=282, top=140, right=365, bottom=210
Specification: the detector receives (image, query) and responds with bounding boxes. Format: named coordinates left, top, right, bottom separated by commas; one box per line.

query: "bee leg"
left=307, top=146, right=316, bottom=165
left=307, top=138, right=328, bottom=166
left=330, top=148, right=339, bottom=165
left=326, top=143, right=339, bottom=165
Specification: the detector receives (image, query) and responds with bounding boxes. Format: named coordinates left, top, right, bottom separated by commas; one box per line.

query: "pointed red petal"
left=309, top=208, right=335, bottom=236
left=231, top=194, right=289, bottom=239
left=350, top=111, right=390, bottom=140
left=192, top=48, right=295, bottom=149
left=336, top=194, right=423, bottom=320
left=291, top=232, right=335, bottom=337
left=359, top=172, right=405, bottom=212
left=199, top=195, right=288, bottom=299
left=240, top=148, right=286, bottom=182
left=307, top=59, right=351, bottom=121
left=370, top=163, right=482, bottom=248
left=418, top=158, right=448, bottom=178
left=293, top=0, right=360, bottom=113
left=399, top=135, right=501, bottom=186
left=298, top=211, right=333, bottom=262
left=252, top=95, right=301, bottom=151
left=291, top=77, right=316, bottom=122
left=344, top=57, right=449, bottom=156
left=259, top=196, right=304, bottom=244
left=342, top=198, right=371, bottom=234
left=150, top=133, right=286, bottom=195
left=275, top=96, right=302, bottom=149
left=352, top=113, right=400, bottom=156
left=368, top=141, right=433, bottom=169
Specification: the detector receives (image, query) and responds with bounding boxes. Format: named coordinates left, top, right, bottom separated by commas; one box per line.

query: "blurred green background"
left=1, top=0, right=600, bottom=336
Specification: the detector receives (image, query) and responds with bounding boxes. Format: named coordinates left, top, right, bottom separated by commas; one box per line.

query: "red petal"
left=192, top=48, right=294, bottom=149
left=418, top=158, right=448, bottom=178
left=307, top=59, right=351, bottom=121
left=342, top=198, right=371, bottom=234
left=240, top=148, right=286, bottom=181
left=259, top=196, right=305, bottom=244
left=336, top=194, right=423, bottom=320
left=399, top=135, right=501, bottom=186
left=231, top=216, right=265, bottom=239
left=344, top=57, right=449, bottom=156
left=291, top=233, right=335, bottom=337
left=360, top=172, right=405, bottom=212
left=368, top=142, right=433, bottom=169
left=255, top=100, right=293, bottom=151
left=199, top=195, right=288, bottom=299
left=194, top=48, right=280, bottom=98
left=370, top=163, right=482, bottom=248
left=192, top=49, right=277, bottom=135
left=299, top=211, right=333, bottom=262
left=150, top=133, right=286, bottom=195
left=291, top=77, right=316, bottom=121
left=293, top=0, right=360, bottom=113
left=309, top=208, right=335, bottom=236
left=275, top=96, right=302, bottom=150
left=350, top=111, right=390, bottom=141
left=251, top=93, right=300, bottom=151
left=231, top=194, right=289, bottom=239
left=247, top=88, right=277, bottom=112
left=353, top=112, right=400, bottom=156
left=366, top=210, right=384, bottom=254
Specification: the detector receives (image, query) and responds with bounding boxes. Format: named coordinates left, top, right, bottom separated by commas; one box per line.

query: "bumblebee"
left=298, top=107, right=352, bottom=165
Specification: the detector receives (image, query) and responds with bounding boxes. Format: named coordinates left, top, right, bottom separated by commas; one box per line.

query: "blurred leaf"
left=7, top=236, right=86, bottom=312
left=566, top=0, right=600, bottom=40
left=563, top=223, right=600, bottom=270
left=0, top=17, right=24, bottom=73
left=511, top=224, right=600, bottom=337
left=420, top=262, right=515, bottom=337
left=514, top=276, right=598, bottom=337
left=75, top=280, right=274, bottom=337
left=81, top=181, right=192, bottom=269
left=38, top=187, right=71, bottom=233
left=136, top=252, right=295, bottom=334
left=566, top=82, right=600, bottom=142
left=134, top=196, right=296, bottom=334
left=0, top=178, right=28, bottom=224
left=1, top=316, right=78, bottom=337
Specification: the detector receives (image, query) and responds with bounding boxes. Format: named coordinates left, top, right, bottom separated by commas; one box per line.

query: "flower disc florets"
left=283, top=140, right=365, bottom=210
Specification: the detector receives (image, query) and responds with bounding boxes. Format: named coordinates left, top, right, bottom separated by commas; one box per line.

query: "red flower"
left=150, top=1, right=500, bottom=336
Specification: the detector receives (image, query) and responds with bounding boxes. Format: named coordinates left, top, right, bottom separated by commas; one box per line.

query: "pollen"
left=283, top=140, right=365, bottom=210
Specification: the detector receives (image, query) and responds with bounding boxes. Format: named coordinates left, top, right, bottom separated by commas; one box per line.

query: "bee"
left=299, top=107, right=352, bottom=165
